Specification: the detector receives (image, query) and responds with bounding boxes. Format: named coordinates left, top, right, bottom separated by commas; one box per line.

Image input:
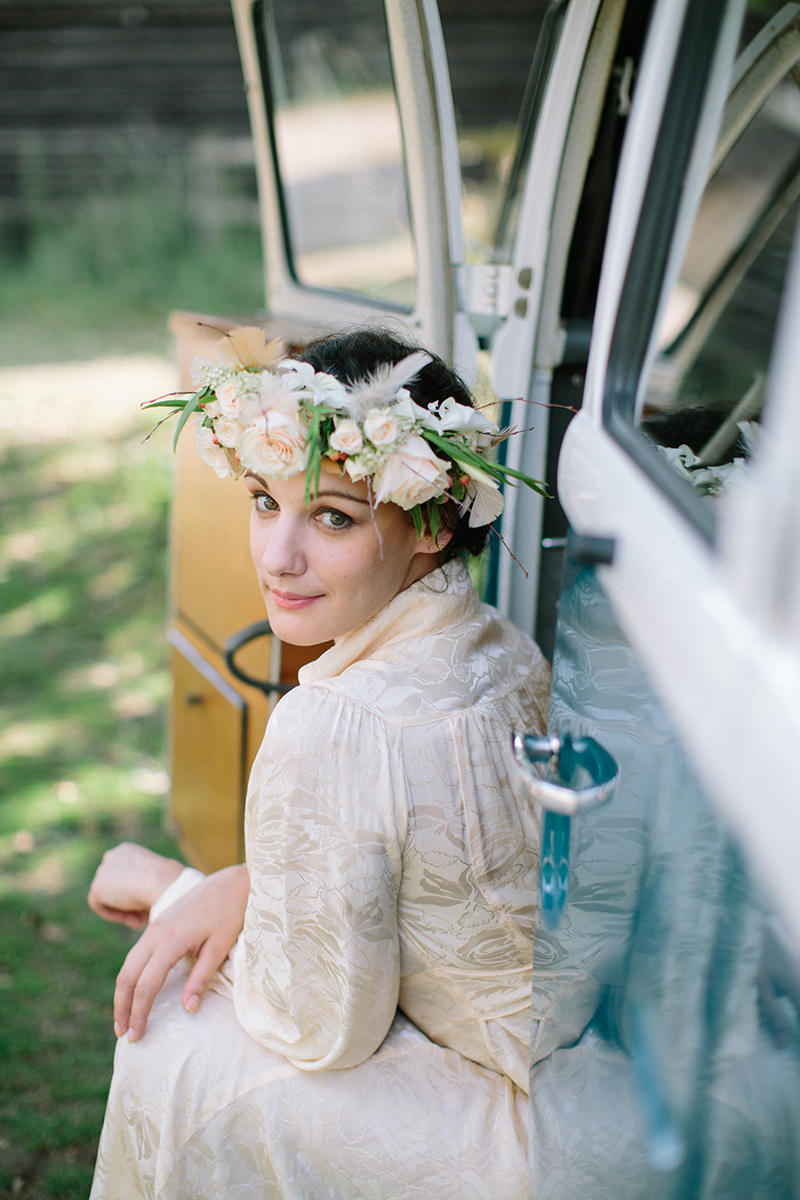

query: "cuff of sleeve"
left=149, top=866, right=206, bottom=922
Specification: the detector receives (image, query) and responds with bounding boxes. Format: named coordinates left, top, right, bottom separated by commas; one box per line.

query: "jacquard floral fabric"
left=91, top=558, right=550, bottom=1199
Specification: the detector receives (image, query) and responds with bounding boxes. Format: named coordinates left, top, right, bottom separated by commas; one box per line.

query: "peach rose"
left=329, top=419, right=363, bottom=455
left=236, top=409, right=306, bottom=479
left=373, top=435, right=450, bottom=509
left=214, top=416, right=246, bottom=449
left=363, top=407, right=399, bottom=447
left=215, top=377, right=246, bottom=417
left=195, top=422, right=231, bottom=479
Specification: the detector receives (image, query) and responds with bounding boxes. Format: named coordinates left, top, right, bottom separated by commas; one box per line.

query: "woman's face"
left=245, top=466, right=446, bottom=645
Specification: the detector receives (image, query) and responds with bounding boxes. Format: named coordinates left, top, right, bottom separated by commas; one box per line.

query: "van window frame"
left=601, top=0, right=731, bottom=544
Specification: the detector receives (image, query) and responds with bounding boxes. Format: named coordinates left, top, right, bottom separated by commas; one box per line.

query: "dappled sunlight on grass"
left=0, top=353, right=185, bottom=1198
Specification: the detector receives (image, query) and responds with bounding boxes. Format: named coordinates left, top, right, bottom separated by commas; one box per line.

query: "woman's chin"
left=264, top=601, right=333, bottom=647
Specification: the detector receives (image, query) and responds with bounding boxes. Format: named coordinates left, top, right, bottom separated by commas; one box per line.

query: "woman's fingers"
left=180, top=933, right=235, bottom=1014
left=88, top=842, right=184, bottom=920
left=92, top=902, right=150, bottom=928
left=113, top=920, right=191, bottom=1039
left=111, top=864, right=250, bottom=1040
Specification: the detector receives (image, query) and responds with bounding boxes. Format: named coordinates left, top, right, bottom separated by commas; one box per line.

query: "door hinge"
left=456, top=263, right=518, bottom=337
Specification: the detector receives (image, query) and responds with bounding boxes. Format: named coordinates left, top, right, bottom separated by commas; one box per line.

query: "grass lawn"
left=0, top=349, right=188, bottom=1198
left=0, top=188, right=264, bottom=1194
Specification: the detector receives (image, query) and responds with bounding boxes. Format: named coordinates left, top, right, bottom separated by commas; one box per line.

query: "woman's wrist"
left=144, top=854, right=186, bottom=908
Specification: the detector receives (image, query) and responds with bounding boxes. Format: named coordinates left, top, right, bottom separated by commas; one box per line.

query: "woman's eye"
left=253, top=493, right=278, bottom=513
left=318, top=508, right=352, bottom=530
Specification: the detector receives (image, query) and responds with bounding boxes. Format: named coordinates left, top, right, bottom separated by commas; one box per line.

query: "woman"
left=88, top=328, right=550, bottom=1199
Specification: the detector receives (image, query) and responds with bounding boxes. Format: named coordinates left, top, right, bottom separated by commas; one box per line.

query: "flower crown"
left=145, top=326, right=545, bottom=536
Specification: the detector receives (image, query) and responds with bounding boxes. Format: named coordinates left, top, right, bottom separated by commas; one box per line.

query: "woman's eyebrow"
left=244, top=474, right=369, bottom=505
left=314, top=490, right=370, bottom=505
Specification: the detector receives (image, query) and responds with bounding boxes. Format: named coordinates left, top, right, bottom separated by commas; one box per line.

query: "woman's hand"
left=88, top=842, right=185, bottom=930
left=112, top=863, right=250, bottom=1043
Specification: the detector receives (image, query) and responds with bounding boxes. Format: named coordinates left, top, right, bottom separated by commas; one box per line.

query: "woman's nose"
left=258, top=514, right=306, bottom=578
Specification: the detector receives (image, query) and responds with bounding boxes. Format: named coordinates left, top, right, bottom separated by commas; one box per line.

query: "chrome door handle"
left=512, top=732, right=620, bottom=929
left=512, top=732, right=619, bottom=816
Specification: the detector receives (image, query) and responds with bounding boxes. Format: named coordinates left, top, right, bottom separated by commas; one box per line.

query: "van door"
left=515, top=0, right=800, bottom=1193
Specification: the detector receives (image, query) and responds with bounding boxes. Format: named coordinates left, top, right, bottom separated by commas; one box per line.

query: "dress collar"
left=298, top=557, right=479, bottom=684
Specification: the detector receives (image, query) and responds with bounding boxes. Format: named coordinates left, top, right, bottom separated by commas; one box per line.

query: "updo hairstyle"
left=299, top=329, right=492, bottom=562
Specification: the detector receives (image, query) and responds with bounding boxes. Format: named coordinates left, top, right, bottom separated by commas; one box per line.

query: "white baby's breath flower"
left=195, top=422, right=231, bottom=479
left=373, top=436, right=450, bottom=510
left=329, top=419, right=363, bottom=455
left=190, top=354, right=215, bottom=388
left=364, top=408, right=399, bottom=447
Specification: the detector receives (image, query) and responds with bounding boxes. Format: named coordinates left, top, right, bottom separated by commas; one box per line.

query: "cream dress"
left=90, top=558, right=550, bottom=1200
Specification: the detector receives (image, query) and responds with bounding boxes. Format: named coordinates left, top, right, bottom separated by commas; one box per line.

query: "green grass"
left=0, top=171, right=264, bottom=1197
left=0, top=164, right=265, bottom=365
left=0, top=405, right=184, bottom=1198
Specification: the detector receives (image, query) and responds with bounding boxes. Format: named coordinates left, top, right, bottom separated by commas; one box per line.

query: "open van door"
left=509, top=0, right=800, bottom=1192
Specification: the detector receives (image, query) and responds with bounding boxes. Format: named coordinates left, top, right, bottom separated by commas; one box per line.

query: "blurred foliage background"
left=0, top=4, right=263, bottom=1196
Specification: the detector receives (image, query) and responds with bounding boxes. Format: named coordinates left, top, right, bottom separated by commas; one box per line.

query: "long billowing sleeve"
left=233, top=686, right=407, bottom=1071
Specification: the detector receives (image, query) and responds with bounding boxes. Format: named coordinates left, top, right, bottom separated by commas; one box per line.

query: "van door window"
left=438, top=0, right=560, bottom=262
left=604, top=1, right=800, bottom=537
left=254, top=0, right=415, bottom=307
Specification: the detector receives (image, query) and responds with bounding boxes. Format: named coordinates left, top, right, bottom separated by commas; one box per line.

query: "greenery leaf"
left=171, top=387, right=211, bottom=451
left=429, top=501, right=441, bottom=546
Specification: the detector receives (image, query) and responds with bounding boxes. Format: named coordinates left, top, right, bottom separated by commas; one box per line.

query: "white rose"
left=236, top=409, right=307, bottom=480
left=195, top=422, right=231, bottom=479
left=364, top=408, right=399, bottom=447
left=214, top=416, right=246, bottom=448
left=215, top=377, right=246, bottom=417
left=329, top=419, right=363, bottom=455
left=203, top=399, right=222, bottom=419
left=373, top=435, right=450, bottom=510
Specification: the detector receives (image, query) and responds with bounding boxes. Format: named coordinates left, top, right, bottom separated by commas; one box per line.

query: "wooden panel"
left=166, top=312, right=331, bottom=869
left=169, top=631, right=248, bottom=873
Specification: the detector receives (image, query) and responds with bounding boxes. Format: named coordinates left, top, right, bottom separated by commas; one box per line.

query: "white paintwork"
left=492, top=0, right=627, bottom=628
left=491, top=0, right=606, bottom=402
left=559, top=0, right=800, bottom=947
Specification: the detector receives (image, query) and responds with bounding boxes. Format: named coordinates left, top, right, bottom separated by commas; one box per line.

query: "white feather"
left=345, top=351, right=432, bottom=421
left=466, top=477, right=505, bottom=527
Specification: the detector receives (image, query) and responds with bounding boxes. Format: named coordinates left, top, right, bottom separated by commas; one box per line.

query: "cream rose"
left=236, top=409, right=307, bottom=480
left=329, top=419, right=364, bottom=455
left=215, top=377, right=248, bottom=417
left=363, top=407, right=399, bottom=447
left=214, top=416, right=246, bottom=449
left=373, top=435, right=450, bottom=510
left=195, top=422, right=231, bottom=479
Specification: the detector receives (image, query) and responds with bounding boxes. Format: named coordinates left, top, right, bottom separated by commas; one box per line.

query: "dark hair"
left=299, top=328, right=491, bottom=561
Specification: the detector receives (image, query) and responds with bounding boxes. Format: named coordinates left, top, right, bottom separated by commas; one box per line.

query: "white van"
left=168, top=1, right=800, bottom=1191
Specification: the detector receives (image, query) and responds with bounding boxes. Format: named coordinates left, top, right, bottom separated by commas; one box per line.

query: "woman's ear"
left=417, top=508, right=454, bottom=556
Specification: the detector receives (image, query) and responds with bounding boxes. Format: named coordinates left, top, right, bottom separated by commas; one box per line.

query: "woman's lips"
left=269, top=589, right=324, bottom=610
